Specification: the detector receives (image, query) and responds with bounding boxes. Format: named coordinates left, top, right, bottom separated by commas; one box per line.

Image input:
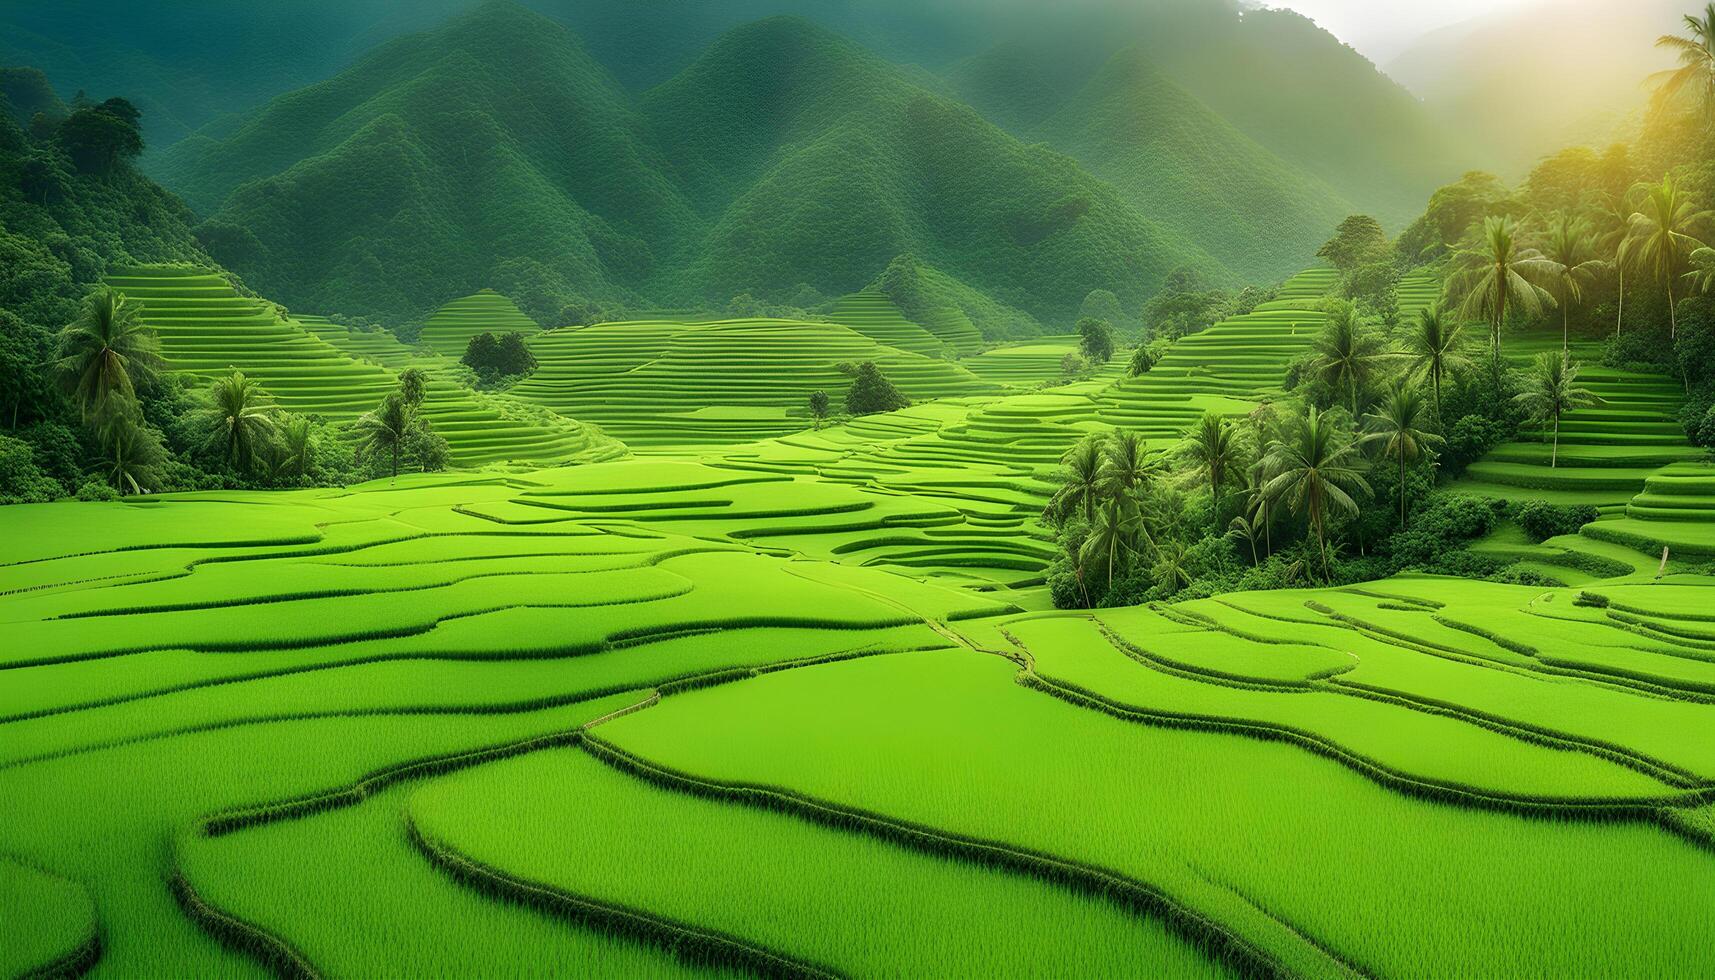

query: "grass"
left=409, top=746, right=1233, bottom=978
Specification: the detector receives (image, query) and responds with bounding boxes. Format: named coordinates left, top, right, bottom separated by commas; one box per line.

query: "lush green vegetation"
left=6, top=2, right=1715, bottom=977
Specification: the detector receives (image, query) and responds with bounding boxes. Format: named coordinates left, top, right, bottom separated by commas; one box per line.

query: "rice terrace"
left=6, top=0, right=1715, bottom=977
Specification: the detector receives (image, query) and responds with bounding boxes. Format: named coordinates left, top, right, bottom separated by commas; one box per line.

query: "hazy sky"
left=1268, top=0, right=1543, bottom=62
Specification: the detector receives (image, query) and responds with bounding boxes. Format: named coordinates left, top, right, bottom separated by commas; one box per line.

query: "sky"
left=1267, top=0, right=1544, bottom=63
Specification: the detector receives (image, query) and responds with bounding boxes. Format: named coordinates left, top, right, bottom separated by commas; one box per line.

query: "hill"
left=642, top=16, right=1224, bottom=321
left=1036, top=47, right=1353, bottom=282
left=153, top=1, right=700, bottom=326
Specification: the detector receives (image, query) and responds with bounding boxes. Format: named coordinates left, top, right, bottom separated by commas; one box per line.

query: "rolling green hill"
left=154, top=1, right=699, bottom=326
left=1036, top=48, right=1353, bottom=283
left=417, top=290, right=541, bottom=357
left=646, top=16, right=1224, bottom=321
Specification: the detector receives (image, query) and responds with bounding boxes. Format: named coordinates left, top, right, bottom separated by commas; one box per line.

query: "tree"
left=1077, top=317, right=1115, bottom=363
left=1513, top=351, right=1599, bottom=468
left=1129, top=340, right=1167, bottom=377
left=844, top=362, right=910, bottom=416
left=56, top=100, right=143, bottom=174
left=1654, top=3, right=1715, bottom=132
left=1263, top=407, right=1371, bottom=579
left=1049, top=439, right=1104, bottom=524
left=461, top=332, right=536, bottom=379
left=1362, top=380, right=1444, bottom=525
left=1404, top=305, right=1472, bottom=419
left=1178, top=412, right=1245, bottom=516
left=1317, top=215, right=1389, bottom=271
left=1080, top=495, right=1149, bottom=590
left=1588, top=189, right=1638, bottom=337
left=398, top=368, right=428, bottom=408
left=277, top=415, right=314, bottom=480
left=1626, top=177, right=1712, bottom=340
left=1309, top=302, right=1387, bottom=416
left=200, top=371, right=276, bottom=473
left=1538, top=213, right=1607, bottom=351
left=1099, top=430, right=1154, bottom=501
left=55, top=288, right=161, bottom=423
left=1446, top=215, right=1557, bottom=382
left=356, top=392, right=413, bottom=479
left=808, top=389, right=830, bottom=428
left=97, top=415, right=163, bottom=496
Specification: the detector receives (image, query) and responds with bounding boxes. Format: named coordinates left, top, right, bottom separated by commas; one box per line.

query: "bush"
left=1513, top=500, right=1600, bottom=543
left=461, top=331, right=536, bottom=382
left=75, top=478, right=119, bottom=502
left=0, top=434, right=63, bottom=503
left=844, top=362, right=910, bottom=416
left=1443, top=413, right=1512, bottom=476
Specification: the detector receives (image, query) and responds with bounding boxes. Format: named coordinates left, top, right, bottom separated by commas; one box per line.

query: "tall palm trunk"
left=391, top=443, right=400, bottom=478
left=1615, top=263, right=1624, bottom=337
left=1551, top=413, right=1560, bottom=468
left=1398, top=454, right=1408, bottom=525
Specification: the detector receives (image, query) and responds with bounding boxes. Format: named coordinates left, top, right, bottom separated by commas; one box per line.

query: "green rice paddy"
left=10, top=263, right=1715, bottom=977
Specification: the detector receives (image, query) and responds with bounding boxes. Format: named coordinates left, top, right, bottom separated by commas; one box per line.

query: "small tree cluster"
left=461, top=332, right=537, bottom=383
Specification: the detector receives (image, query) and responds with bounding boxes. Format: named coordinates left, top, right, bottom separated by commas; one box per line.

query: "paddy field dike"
left=5, top=264, right=1715, bottom=979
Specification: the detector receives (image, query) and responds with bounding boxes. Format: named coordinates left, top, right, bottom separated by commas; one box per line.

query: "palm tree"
left=1513, top=351, right=1599, bottom=468
left=1310, top=304, right=1387, bottom=416
left=356, top=392, right=414, bottom=478
left=1263, top=407, right=1371, bottom=579
left=1362, top=380, right=1444, bottom=526
left=1446, top=215, right=1557, bottom=381
left=1079, top=494, right=1149, bottom=591
left=277, top=415, right=314, bottom=480
left=1150, top=538, right=1194, bottom=594
left=55, top=287, right=162, bottom=422
left=1226, top=512, right=1263, bottom=565
left=199, top=371, right=276, bottom=473
left=1049, top=438, right=1104, bottom=524
left=1655, top=3, right=1715, bottom=132
left=1538, top=213, right=1608, bottom=351
left=1403, top=305, right=1472, bottom=420
left=1099, top=430, right=1154, bottom=500
left=1178, top=412, right=1246, bottom=514
left=97, top=415, right=163, bottom=496
left=1627, top=177, right=1712, bottom=340
left=1589, top=190, right=1637, bottom=337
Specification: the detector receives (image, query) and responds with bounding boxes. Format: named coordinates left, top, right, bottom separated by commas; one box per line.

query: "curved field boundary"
left=577, top=734, right=1342, bottom=980
left=169, top=873, right=317, bottom=980
left=407, top=819, right=840, bottom=980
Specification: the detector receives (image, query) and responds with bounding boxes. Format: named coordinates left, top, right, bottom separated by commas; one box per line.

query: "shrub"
left=75, top=478, right=119, bottom=502
left=0, top=434, right=62, bottom=503
left=1443, top=413, right=1512, bottom=476
left=844, top=362, right=910, bottom=416
left=1513, top=500, right=1599, bottom=543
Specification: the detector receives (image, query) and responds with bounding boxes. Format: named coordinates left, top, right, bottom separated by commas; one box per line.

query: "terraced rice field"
left=515, top=318, right=996, bottom=446
left=105, top=268, right=613, bottom=468
left=416, top=289, right=541, bottom=357
left=4, top=464, right=1714, bottom=978
left=20, top=261, right=1715, bottom=976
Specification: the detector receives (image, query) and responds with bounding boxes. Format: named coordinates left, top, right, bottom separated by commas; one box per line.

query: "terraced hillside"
left=962, top=335, right=1126, bottom=387
left=106, top=268, right=615, bottom=468
left=1095, top=266, right=1336, bottom=438
left=827, top=289, right=944, bottom=356
left=1584, top=462, right=1715, bottom=560
left=515, top=318, right=997, bottom=446
left=1396, top=272, right=1440, bottom=320
left=417, top=290, right=541, bottom=358
left=5, top=467, right=1714, bottom=978
left=1458, top=338, right=1701, bottom=512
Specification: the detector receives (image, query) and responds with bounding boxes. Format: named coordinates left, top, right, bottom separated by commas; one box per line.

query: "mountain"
left=0, top=67, right=65, bottom=127
left=1035, top=47, right=1352, bottom=282
left=641, top=16, right=1224, bottom=321
left=1386, top=0, right=1685, bottom=175
left=153, top=1, right=699, bottom=325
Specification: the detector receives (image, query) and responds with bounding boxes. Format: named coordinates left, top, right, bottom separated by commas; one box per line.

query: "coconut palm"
left=1178, top=412, right=1246, bottom=514
left=1099, top=430, right=1155, bottom=500
left=276, top=415, right=314, bottom=480
left=355, top=392, right=414, bottom=479
left=1626, top=176, right=1712, bottom=340
left=1263, top=407, right=1371, bottom=579
left=1446, top=215, right=1557, bottom=380
left=97, top=415, right=163, bottom=497
left=1589, top=190, right=1637, bottom=337
left=1513, top=351, right=1599, bottom=469
left=55, top=287, right=162, bottom=422
left=200, top=371, right=276, bottom=473
left=1654, top=3, right=1715, bottom=132
left=1226, top=511, right=1263, bottom=565
left=1403, top=305, right=1473, bottom=420
left=1150, top=538, right=1194, bottom=594
left=1538, top=213, right=1608, bottom=351
left=1362, top=380, right=1444, bottom=526
left=1049, top=438, right=1104, bottom=524
left=1079, top=494, right=1150, bottom=590
left=1309, top=304, right=1388, bottom=416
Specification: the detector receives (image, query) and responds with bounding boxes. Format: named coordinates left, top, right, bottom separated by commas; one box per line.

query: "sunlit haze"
left=1268, top=0, right=1546, bottom=62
